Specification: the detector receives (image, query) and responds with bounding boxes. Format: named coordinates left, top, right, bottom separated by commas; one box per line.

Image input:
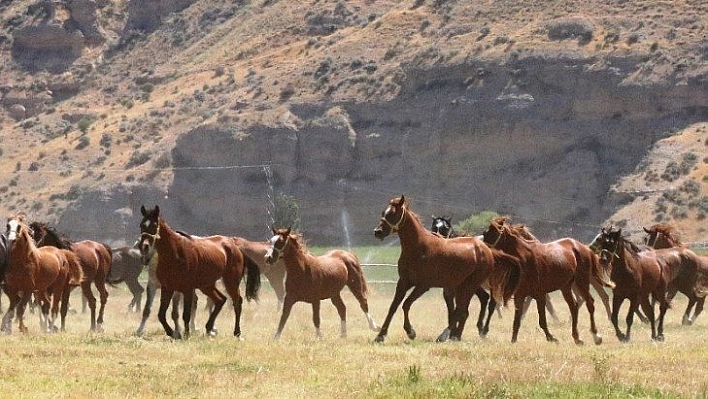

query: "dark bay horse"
left=644, top=224, right=708, bottom=325
left=430, top=216, right=498, bottom=337
left=483, top=217, right=615, bottom=344
left=264, top=228, right=379, bottom=339
left=233, top=236, right=286, bottom=310
left=2, top=214, right=83, bottom=333
left=136, top=248, right=198, bottom=337
left=109, top=246, right=145, bottom=313
left=30, top=222, right=113, bottom=332
left=138, top=205, right=261, bottom=339
left=373, top=196, right=520, bottom=343
left=589, top=227, right=672, bottom=341
left=0, top=233, right=9, bottom=312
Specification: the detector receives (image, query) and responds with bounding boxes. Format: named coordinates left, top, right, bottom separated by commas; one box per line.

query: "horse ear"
left=643, top=227, right=650, bottom=233
left=400, top=195, right=406, bottom=205
left=285, top=227, right=292, bottom=236
left=272, top=227, right=277, bottom=235
left=141, top=205, right=147, bottom=216
left=155, top=205, right=160, bottom=215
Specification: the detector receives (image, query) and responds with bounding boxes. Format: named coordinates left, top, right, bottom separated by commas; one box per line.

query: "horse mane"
left=29, top=221, right=73, bottom=249
left=288, top=232, right=309, bottom=254
left=510, top=223, right=539, bottom=243
left=620, top=235, right=642, bottom=256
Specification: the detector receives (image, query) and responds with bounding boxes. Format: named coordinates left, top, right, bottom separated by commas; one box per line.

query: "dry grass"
left=0, top=283, right=706, bottom=398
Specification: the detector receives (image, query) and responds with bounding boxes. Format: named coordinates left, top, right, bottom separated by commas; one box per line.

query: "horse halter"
left=486, top=225, right=504, bottom=248
left=139, top=224, right=161, bottom=253
left=380, top=206, right=406, bottom=233
left=645, top=232, right=658, bottom=248
left=267, top=234, right=289, bottom=262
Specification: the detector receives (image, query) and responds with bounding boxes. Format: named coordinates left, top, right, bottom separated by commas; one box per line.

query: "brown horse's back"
left=71, top=240, right=112, bottom=279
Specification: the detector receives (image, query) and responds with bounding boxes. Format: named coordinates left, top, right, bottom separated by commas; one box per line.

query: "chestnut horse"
left=138, top=205, right=261, bottom=339
left=233, top=236, right=286, bottom=310
left=264, top=228, right=379, bottom=339
left=373, top=196, right=520, bottom=343
left=136, top=248, right=198, bottom=337
left=30, top=222, right=112, bottom=332
left=589, top=227, right=672, bottom=341
left=483, top=217, right=615, bottom=344
left=2, top=214, right=83, bottom=333
left=644, top=224, right=708, bottom=325
left=430, top=216, right=499, bottom=337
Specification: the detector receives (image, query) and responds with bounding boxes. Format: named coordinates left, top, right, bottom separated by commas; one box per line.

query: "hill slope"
left=0, top=0, right=706, bottom=245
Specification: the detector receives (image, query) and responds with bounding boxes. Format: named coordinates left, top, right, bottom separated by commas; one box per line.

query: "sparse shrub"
left=125, top=150, right=151, bottom=168
left=75, top=136, right=90, bottom=150
left=455, top=211, right=500, bottom=235
left=100, top=133, right=112, bottom=148
left=546, top=17, right=594, bottom=44
left=273, top=193, right=301, bottom=232
left=77, top=116, right=94, bottom=134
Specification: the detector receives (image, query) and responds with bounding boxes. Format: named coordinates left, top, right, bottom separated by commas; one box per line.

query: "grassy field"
left=0, top=245, right=707, bottom=398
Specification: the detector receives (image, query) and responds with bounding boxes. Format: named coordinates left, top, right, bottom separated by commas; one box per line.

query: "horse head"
left=591, top=226, right=622, bottom=266
left=6, top=213, right=28, bottom=243
left=265, top=227, right=291, bottom=264
left=643, top=224, right=680, bottom=249
left=138, top=205, right=161, bottom=260
left=374, top=195, right=407, bottom=240
left=481, top=216, right=510, bottom=248
left=430, top=215, right=454, bottom=238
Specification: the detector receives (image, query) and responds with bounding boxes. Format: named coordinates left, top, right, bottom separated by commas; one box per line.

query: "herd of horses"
left=0, top=195, right=706, bottom=345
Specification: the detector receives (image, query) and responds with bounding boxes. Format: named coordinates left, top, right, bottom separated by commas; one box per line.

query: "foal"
left=265, top=228, right=379, bottom=339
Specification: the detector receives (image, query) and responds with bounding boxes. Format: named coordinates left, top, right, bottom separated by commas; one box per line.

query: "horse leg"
left=274, top=295, right=296, bottom=340
left=171, top=292, right=182, bottom=337
left=60, top=286, right=74, bottom=332
left=96, top=282, right=109, bottom=333
left=577, top=284, right=601, bottom=345
left=474, top=288, right=489, bottom=337
left=375, top=279, right=413, bottom=343
left=535, top=294, right=558, bottom=343
left=436, top=288, right=455, bottom=342
left=590, top=278, right=612, bottom=321
left=692, top=297, right=705, bottom=324
left=511, top=296, right=525, bottom=343
left=683, top=295, right=696, bottom=326
left=126, top=278, right=144, bottom=313
left=190, top=291, right=199, bottom=333
left=331, top=294, right=347, bottom=338
left=1, top=295, right=19, bottom=334
left=520, top=296, right=533, bottom=321
left=80, top=282, right=97, bottom=332
left=450, top=286, right=474, bottom=341
left=345, top=274, right=379, bottom=332
left=312, top=300, right=323, bottom=339
left=180, top=289, right=194, bottom=339
left=157, top=288, right=177, bottom=339
left=482, top=294, right=496, bottom=338
left=560, top=287, right=581, bottom=345
left=639, top=296, right=657, bottom=340
left=655, top=296, right=669, bottom=341
left=265, top=268, right=286, bottom=311
left=16, top=293, right=31, bottom=334
left=202, top=288, right=226, bottom=337
left=611, top=295, right=626, bottom=342
left=137, top=281, right=156, bottom=336
left=37, top=291, right=53, bottom=333
left=625, top=299, right=644, bottom=342
left=401, top=286, right=429, bottom=340
left=545, top=293, right=560, bottom=322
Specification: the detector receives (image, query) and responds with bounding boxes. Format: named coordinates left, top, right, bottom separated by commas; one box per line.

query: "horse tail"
left=586, top=247, right=615, bottom=289
left=64, top=251, right=84, bottom=286
left=488, top=249, right=521, bottom=307
left=345, top=253, right=369, bottom=298
left=242, top=253, right=261, bottom=302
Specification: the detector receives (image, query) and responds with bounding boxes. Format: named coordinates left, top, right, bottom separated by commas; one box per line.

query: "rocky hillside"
left=0, top=0, right=706, bottom=246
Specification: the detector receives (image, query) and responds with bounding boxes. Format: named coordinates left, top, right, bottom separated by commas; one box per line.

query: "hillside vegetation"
left=0, top=0, right=706, bottom=245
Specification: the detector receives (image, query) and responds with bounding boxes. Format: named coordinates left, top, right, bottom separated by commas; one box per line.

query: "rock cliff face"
left=77, top=56, right=702, bottom=245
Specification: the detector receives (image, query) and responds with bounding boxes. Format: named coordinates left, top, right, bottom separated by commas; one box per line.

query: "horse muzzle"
left=373, top=225, right=389, bottom=240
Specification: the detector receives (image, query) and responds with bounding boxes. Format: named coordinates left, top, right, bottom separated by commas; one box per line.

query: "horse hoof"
left=682, top=318, right=692, bottom=326
left=653, top=335, right=665, bottom=342
left=574, top=339, right=584, bottom=346
left=593, top=335, right=603, bottom=345
left=450, top=335, right=461, bottom=342
left=208, top=330, right=218, bottom=338
left=406, top=329, right=416, bottom=340
left=436, top=328, right=451, bottom=343
left=547, top=336, right=559, bottom=343
left=374, top=334, right=385, bottom=343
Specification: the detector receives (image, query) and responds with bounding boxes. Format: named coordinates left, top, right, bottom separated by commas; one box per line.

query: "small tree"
left=273, top=193, right=300, bottom=232
left=455, top=210, right=500, bottom=236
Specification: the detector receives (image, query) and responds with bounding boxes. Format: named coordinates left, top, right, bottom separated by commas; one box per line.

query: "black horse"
left=0, top=234, right=9, bottom=312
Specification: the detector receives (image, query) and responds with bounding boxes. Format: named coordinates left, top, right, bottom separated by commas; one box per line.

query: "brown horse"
left=589, top=227, right=673, bottom=341
left=232, top=236, right=286, bottom=310
left=643, top=224, right=708, bottom=325
left=2, top=214, right=83, bottom=333
left=30, top=222, right=112, bottom=332
left=373, top=196, right=520, bottom=343
left=264, top=228, right=379, bottom=339
left=138, top=205, right=261, bottom=339
left=483, top=217, right=615, bottom=344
